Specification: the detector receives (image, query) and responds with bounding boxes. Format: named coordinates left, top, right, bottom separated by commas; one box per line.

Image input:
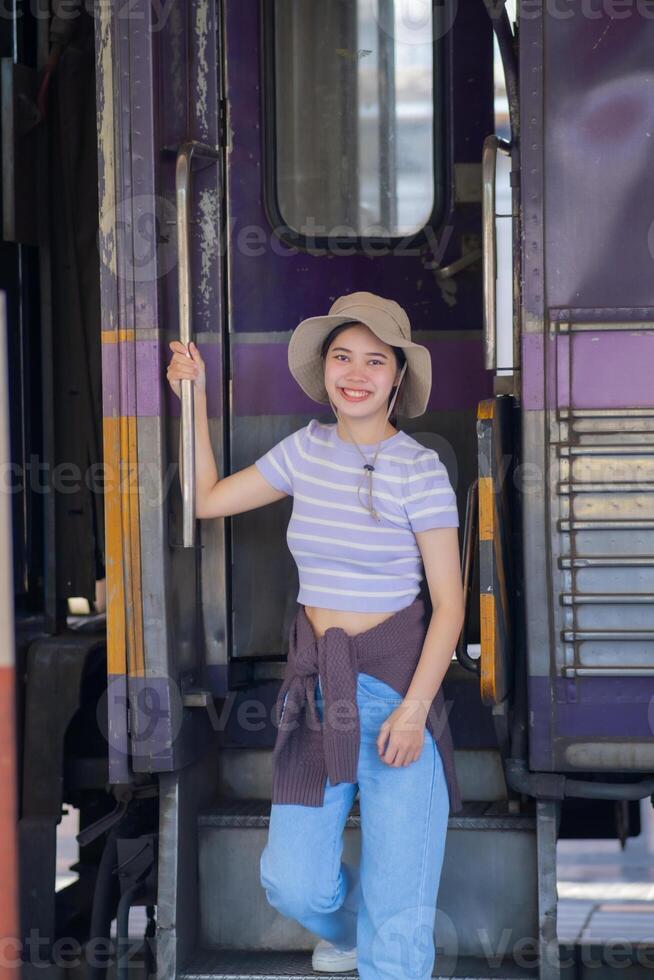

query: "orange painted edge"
left=103, top=416, right=145, bottom=678
left=101, top=329, right=135, bottom=344
left=477, top=398, right=495, bottom=420
left=478, top=477, right=494, bottom=541
left=122, top=416, right=145, bottom=677
left=103, top=416, right=127, bottom=677
left=479, top=592, right=496, bottom=704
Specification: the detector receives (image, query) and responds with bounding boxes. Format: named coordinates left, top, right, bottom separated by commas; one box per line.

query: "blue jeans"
left=260, top=671, right=450, bottom=980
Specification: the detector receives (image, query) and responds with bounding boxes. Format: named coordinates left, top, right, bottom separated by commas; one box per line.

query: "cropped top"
left=271, top=597, right=462, bottom=814
left=255, top=420, right=459, bottom=613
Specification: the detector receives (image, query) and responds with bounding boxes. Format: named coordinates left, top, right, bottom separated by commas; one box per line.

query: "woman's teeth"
left=340, top=388, right=371, bottom=401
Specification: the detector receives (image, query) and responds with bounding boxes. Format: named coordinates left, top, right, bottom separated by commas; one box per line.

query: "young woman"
left=166, top=291, right=465, bottom=979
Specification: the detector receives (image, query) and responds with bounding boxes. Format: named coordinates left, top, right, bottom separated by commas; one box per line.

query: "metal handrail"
left=482, top=134, right=511, bottom=372
left=175, top=140, right=220, bottom=548
left=456, top=478, right=480, bottom=673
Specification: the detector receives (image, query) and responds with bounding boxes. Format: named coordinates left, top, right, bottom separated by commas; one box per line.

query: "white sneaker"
left=311, top=937, right=357, bottom=973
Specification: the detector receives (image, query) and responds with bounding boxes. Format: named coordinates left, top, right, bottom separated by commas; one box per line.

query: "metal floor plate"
left=197, top=798, right=537, bottom=832
left=179, top=949, right=540, bottom=979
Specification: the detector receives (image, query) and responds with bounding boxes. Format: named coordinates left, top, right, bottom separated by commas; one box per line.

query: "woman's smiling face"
left=323, top=323, right=400, bottom=419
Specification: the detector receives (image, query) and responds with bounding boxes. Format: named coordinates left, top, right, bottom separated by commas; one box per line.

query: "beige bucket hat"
left=287, top=291, right=432, bottom=418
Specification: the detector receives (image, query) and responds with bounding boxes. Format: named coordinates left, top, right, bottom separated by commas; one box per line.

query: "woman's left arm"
left=376, top=527, right=465, bottom=766
left=406, top=526, right=465, bottom=710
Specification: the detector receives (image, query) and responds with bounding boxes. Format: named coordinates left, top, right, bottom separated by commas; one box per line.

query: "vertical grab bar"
left=175, top=141, right=220, bottom=548
left=482, top=135, right=511, bottom=372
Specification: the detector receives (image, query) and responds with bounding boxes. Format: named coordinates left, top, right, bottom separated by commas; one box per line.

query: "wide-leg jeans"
left=260, top=671, right=450, bottom=979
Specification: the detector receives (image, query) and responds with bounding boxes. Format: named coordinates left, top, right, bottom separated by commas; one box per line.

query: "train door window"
left=493, top=1, right=515, bottom=374
left=268, top=0, right=444, bottom=241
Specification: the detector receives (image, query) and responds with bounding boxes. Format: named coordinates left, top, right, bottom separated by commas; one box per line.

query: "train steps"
left=179, top=797, right=545, bottom=980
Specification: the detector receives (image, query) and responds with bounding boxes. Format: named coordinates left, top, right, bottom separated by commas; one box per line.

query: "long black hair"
left=320, top=321, right=407, bottom=425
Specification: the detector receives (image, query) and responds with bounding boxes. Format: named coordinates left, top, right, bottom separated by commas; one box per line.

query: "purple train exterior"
left=92, top=3, right=654, bottom=975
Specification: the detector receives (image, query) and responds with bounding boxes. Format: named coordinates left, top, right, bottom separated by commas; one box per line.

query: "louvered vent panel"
left=549, top=316, right=654, bottom=677
left=557, top=408, right=654, bottom=676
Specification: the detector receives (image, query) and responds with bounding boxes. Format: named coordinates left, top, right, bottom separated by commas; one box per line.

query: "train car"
left=3, top=0, right=654, bottom=978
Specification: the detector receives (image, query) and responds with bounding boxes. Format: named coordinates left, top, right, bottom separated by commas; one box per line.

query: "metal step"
left=214, top=744, right=506, bottom=812
left=196, top=798, right=538, bottom=956
left=197, top=797, right=536, bottom=832
left=179, top=947, right=543, bottom=979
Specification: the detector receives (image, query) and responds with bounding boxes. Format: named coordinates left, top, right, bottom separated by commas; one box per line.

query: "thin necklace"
left=329, top=363, right=408, bottom=522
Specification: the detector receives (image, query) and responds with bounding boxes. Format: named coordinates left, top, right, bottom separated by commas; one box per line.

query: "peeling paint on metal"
left=96, top=2, right=117, bottom=283
left=194, top=0, right=210, bottom=141
left=168, top=0, right=184, bottom=126
left=197, top=187, right=219, bottom=313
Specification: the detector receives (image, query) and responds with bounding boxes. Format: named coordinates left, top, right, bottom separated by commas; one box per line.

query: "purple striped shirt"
left=254, top=420, right=460, bottom=613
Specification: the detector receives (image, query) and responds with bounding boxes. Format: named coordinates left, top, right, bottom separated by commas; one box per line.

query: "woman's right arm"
left=167, top=340, right=288, bottom=518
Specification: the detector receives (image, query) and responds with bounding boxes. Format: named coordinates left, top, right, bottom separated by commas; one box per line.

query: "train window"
left=268, top=0, right=443, bottom=243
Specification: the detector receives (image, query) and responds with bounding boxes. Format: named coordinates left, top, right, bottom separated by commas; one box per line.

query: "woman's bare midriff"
left=303, top=605, right=394, bottom=639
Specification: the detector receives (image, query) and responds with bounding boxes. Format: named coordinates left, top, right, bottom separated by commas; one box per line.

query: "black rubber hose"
left=85, top=824, right=119, bottom=980
left=143, top=905, right=156, bottom=979
left=504, top=757, right=654, bottom=803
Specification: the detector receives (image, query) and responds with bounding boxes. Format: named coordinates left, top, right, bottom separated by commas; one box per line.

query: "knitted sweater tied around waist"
left=271, top=598, right=462, bottom=814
